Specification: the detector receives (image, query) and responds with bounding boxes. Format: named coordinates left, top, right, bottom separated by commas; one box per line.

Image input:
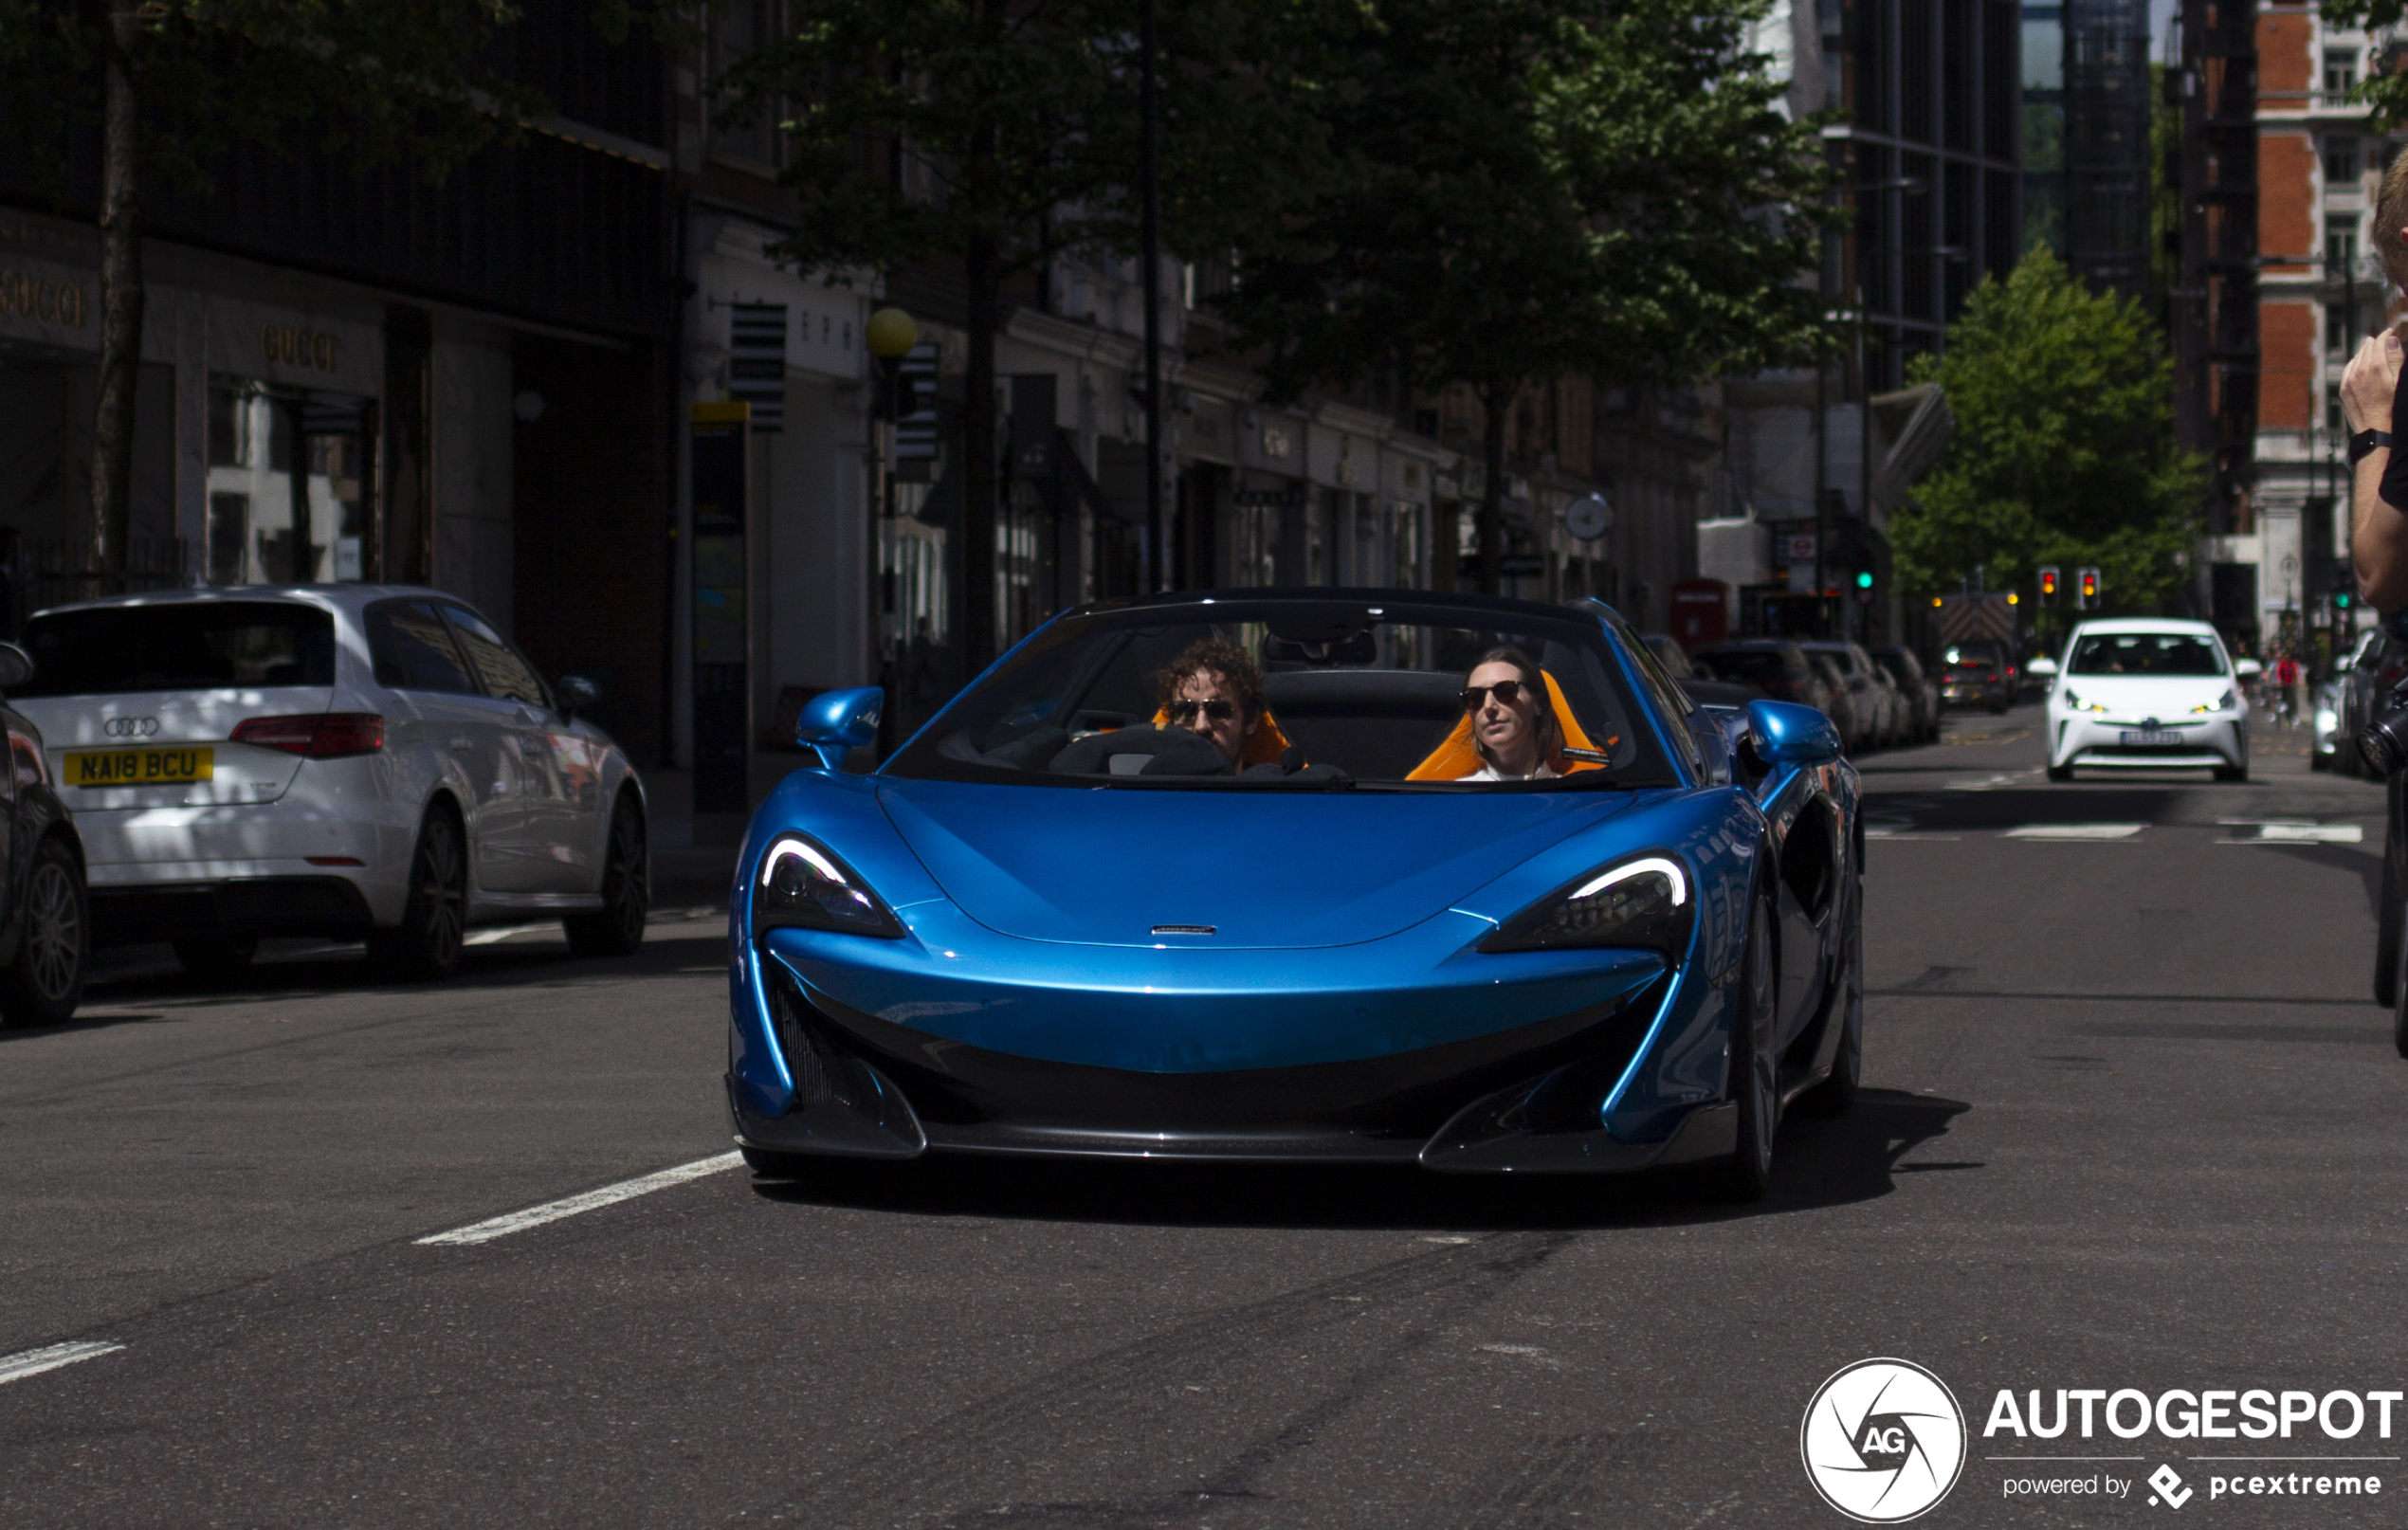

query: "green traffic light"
left=2339, top=592, right=2352, bottom=609
left=1854, top=571, right=1873, bottom=590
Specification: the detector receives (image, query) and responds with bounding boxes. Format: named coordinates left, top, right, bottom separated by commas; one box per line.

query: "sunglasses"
left=1165, top=699, right=1237, bottom=723
left=1459, top=680, right=1535, bottom=712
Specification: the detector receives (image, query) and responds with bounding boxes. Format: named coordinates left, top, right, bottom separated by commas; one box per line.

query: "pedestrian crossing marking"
left=2002, top=823, right=2147, bottom=840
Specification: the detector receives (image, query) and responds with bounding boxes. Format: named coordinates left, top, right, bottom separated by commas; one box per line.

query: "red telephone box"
left=1669, top=579, right=1731, bottom=650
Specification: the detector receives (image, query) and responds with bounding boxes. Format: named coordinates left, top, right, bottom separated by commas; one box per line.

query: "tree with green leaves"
left=1888, top=248, right=2205, bottom=611
left=716, top=0, right=1325, bottom=666
left=0, top=1, right=546, bottom=577
left=1212, top=0, right=1832, bottom=593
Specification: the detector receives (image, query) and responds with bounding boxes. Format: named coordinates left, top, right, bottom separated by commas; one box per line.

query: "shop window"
left=205, top=376, right=370, bottom=585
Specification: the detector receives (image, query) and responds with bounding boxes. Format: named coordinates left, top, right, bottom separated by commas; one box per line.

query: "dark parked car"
left=1939, top=640, right=2015, bottom=713
left=2338, top=628, right=2401, bottom=778
left=1800, top=642, right=1903, bottom=749
left=0, top=641, right=89, bottom=1027
left=1807, top=654, right=1866, bottom=749
left=1642, top=635, right=1765, bottom=709
left=1692, top=640, right=1841, bottom=721
left=1872, top=647, right=1941, bottom=743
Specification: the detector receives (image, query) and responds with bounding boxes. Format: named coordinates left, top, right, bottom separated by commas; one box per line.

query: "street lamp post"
left=866, top=304, right=919, bottom=753
left=1139, top=0, right=1166, bottom=592
left=1815, top=167, right=1925, bottom=639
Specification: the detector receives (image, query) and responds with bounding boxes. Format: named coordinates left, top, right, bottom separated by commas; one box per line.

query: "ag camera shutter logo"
left=1801, top=1358, right=1968, bottom=1522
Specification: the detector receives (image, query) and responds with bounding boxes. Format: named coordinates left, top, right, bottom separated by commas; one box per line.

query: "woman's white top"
left=1456, top=761, right=1560, bottom=782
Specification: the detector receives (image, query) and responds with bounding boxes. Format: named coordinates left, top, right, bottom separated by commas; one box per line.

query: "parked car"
left=2337, top=628, right=2399, bottom=778
left=2314, top=675, right=2346, bottom=772
left=1872, top=647, right=1941, bottom=743
left=0, top=642, right=90, bottom=1027
left=10, top=587, right=650, bottom=980
left=1938, top=639, right=2014, bottom=713
left=1641, top=634, right=1764, bottom=709
left=1799, top=642, right=1900, bottom=749
left=1691, top=640, right=1837, bottom=719
left=1807, top=654, right=1865, bottom=750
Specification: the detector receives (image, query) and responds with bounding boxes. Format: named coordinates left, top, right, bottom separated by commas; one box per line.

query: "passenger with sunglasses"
left=1457, top=647, right=1561, bottom=781
left=1154, top=638, right=1266, bottom=767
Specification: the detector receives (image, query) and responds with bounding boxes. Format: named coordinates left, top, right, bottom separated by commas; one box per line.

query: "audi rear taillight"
left=231, top=713, right=385, bottom=759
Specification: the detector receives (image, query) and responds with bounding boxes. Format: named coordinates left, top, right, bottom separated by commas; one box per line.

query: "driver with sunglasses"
left=1456, top=647, right=1561, bottom=781
left=1156, top=638, right=1267, bottom=768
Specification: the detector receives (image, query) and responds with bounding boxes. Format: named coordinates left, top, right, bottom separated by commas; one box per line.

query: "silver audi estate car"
left=9, top=586, right=649, bottom=979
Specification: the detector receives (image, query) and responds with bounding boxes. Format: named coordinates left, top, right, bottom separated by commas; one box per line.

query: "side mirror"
left=2027, top=656, right=2059, bottom=677
left=1747, top=699, right=1843, bottom=769
left=0, top=643, right=31, bottom=693
left=2235, top=658, right=2263, bottom=679
left=556, top=673, right=600, bottom=719
left=797, top=685, right=883, bottom=770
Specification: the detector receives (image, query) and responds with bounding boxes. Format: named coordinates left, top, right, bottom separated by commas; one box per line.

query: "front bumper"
left=726, top=902, right=1740, bottom=1175
left=2051, top=713, right=2242, bottom=771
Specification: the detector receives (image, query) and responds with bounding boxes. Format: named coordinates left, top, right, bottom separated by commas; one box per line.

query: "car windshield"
left=887, top=598, right=1674, bottom=790
left=2068, top=632, right=2227, bottom=677
left=17, top=601, right=336, bottom=696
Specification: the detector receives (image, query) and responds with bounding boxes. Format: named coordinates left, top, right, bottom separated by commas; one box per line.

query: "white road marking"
left=0, top=1340, right=124, bottom=1387
left=464, top=922, right=561, bottom=946
left=2003, top=823, right=2147, bottom=840
left=2242, top=823, right=2364, bottom=844
left=415, top=1153, right=744, bottom=1246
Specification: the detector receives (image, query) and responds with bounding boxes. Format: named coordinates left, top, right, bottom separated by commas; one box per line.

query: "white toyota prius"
left=2037, top=617, right=2254, bottom=782
left=9, top=586, right=649, bottom=979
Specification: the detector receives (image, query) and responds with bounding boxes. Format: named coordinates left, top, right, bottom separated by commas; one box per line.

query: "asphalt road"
left=2, top=709, right=2401, bottom=1528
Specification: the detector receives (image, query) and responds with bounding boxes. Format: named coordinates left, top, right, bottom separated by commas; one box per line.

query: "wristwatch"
left=2351, top=428, right=2394, bottom=465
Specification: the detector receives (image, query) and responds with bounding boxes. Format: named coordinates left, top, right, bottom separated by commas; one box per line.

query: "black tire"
left=1797, top=883, right=1863, bottom=1118
left=2381, top=822, right=2403, bottom=1009
left=173, top=935, right=258, bottom=976
left=2214, top=763, right=2248, bottom=783
left=0, top=837, right=86, bottom=1026
left=2393, top=924, right=2408, bottom=1060
left=1988, top=698, right=2009, bottom=715
left=565, top=794, right=648, bottom=957
left=369, top=806, right=466, bottom=982
left=2046, top=763, right=2073, bottom=782
left=1706, top=893, right=1779, bottom=1201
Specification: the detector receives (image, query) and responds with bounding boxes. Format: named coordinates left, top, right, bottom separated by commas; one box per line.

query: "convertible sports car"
left=726, top=591, right=1864, bottom=1199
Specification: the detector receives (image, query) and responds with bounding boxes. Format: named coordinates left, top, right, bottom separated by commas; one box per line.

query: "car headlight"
left=754, top=832, right=905, bottom=939
left=2063, top=689, right=2106, bottom=713
left=2193, top=689, right=2235, bottom=714
left=1479, top=854, right=1692, bottom=956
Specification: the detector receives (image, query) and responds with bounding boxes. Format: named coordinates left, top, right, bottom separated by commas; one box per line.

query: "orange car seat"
left=1406, top=669, right=1614, bottom=780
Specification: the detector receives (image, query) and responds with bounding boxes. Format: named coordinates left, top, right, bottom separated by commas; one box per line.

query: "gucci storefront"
left=0, top=209, right=515, bottom=630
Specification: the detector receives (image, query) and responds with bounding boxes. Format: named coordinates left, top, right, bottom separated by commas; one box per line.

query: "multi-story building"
left=2231, top=2, right=2396, bottom=652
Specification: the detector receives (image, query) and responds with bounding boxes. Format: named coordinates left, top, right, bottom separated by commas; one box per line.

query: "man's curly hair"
left=1155, top=637, right=1264, bottom=723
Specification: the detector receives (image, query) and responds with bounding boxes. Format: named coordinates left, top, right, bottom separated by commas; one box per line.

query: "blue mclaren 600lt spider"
left=726, top=590, right=1863, bottom=1200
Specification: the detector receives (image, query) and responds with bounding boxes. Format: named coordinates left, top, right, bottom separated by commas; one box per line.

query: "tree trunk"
left=1477, top=380, right=1513, bottom=597
left=961, top=228, right=999, bottom=672
left=91, top=4, right=144, bottom=584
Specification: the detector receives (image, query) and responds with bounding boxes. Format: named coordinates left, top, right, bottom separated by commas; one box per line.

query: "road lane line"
left=415, top=1152, right=744, bottom=1246
left=2003, top=823, right=2147, bottom=840
left=0, top=1340, right=124, bottom=1387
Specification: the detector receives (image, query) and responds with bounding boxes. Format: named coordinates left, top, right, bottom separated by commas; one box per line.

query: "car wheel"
left=2214, top=763, right=2248, bottom=783
left=1706, top=892, right=1779, bottom=1201
left=1797, top=882, right=1862, bottom=1118
left=565, top=794, right=648, bottom=957
left=173, top=935, right=258, bottom=976
left=369, top=806, right=466, bottom=982
left=1988, top=699, right=2009, bottom=715
left=2046, top=763, right=2073, bottom=782
left=0, top=837, right=86, bottom=1026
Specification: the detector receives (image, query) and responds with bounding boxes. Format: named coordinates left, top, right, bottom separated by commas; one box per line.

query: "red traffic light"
left=2038, top=566, right=2059, bottom=597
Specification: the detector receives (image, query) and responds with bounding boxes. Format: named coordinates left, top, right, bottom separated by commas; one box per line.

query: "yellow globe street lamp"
left=867, top=306, right=919, bottom=360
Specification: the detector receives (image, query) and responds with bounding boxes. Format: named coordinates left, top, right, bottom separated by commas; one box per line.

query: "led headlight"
left=754, top=833, right=905, bottom=939
left=1479, top=854, right=1692, bottom=956
left=2193, top=689, right=2235, bottom=714
left=2062, top=689, right=2107, bottom=713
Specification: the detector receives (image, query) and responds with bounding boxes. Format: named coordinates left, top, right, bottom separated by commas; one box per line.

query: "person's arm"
left=2346, top=330, right=2408, bottom=609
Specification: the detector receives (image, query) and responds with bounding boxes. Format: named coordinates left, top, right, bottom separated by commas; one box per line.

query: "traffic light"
left=1854, top=571, right=1873, bottom=590
left=2038, top=566, right=2059, bottom=603
left=2339, top=592, right=2353, bottom=610
left=2077, top=567, right=2100, bottom=609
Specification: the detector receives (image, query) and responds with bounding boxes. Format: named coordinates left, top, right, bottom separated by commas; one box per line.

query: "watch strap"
left=2352, top=428, right=2394, bottom=465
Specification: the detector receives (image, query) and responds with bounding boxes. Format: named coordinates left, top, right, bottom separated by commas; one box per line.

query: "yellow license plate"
left=64, top=746, right=214, bottom=788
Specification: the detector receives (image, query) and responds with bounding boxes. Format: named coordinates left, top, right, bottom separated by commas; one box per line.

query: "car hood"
left=874, top=778, right=1646, bottom=949
left=2056, top=674, right=2234, bottom=715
